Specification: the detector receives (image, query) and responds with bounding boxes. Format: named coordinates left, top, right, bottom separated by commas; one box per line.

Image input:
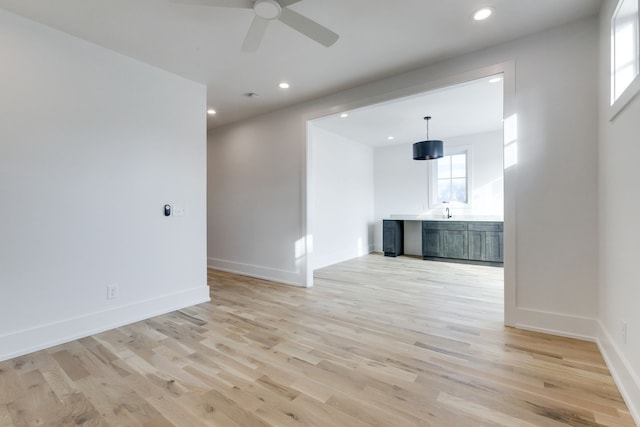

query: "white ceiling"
left=0, top=0, right=601, bottom=128
left=312, top=75, right=504, bottom=147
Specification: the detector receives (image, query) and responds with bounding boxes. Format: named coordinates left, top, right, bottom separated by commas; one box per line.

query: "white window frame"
left=428, top=146, right=472, bottom=209
left=610, top=0, right=640, bottom=120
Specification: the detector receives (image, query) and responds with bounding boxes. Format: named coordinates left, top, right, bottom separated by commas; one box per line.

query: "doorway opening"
left=304, top=63, right=516, bottom=326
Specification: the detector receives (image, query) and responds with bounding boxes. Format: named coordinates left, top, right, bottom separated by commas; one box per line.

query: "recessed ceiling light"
left=340, top=113, right=349, bottom=118
left=207, top=109, right=216, bottom=115
left=489, top=77, right=502, bottom=83
left=473, top=7, right=493, bottom=21
left=278, top=82, right=290, bottom=89
left=387, top=136, right=394, bottom=140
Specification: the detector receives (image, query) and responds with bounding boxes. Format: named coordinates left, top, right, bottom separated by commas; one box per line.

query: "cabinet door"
left=422, top=228, right=442, bottom=257
left=468, top=230, right=503, bottom=262
left=443, top=230, right=468, bottom=259
left=383, top=220, right=403, bottom=256
left=485, top=231, right=503, bottom=262
left=383, top=226, right=396, bottom=254
left=468, top=230, right=485, bottom=260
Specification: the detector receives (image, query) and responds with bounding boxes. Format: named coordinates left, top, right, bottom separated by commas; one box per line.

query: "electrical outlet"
left=107, top=284, right=119, bottom=300
left=621, top=320, right=627, bottom=344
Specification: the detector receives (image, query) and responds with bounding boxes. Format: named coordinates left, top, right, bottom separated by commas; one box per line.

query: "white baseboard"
left=207, top=257, right=306, bottom=287
left=514, top=307, right=598, bottom=341
left=0, top=286, right=210, bottom=363
left=595, top=321, right=640, bottom=426
left=514, top=309, right=639, bottom=425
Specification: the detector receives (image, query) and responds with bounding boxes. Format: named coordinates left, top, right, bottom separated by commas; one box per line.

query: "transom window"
left=433, top=152, right=468, bottom=205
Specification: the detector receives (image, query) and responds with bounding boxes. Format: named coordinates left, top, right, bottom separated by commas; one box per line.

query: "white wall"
left=309, top=126, right=374, bottom=270
left=373, top=144, right=431, bottom=221
left=0, top=10, right=209, bottom=361
left=373, top=131, right=503, bottom=254
left=207, top=112, right=306, bottom=285
left=504, top=21, right=599, bottom=322
left=597, top=1, right=640, bottom=421
left=208, top=17, right=599, bottom=330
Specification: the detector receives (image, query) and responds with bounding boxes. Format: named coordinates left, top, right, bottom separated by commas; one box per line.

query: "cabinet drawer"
left=468, top=222, right=503, bottom=232
left=422, top=221, right=468, bottom=231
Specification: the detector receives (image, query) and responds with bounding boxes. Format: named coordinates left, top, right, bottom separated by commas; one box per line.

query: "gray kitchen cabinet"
left=421, top=220, right=502, bottom=264
left=468, top=230, right=486, bottom=260
left=422, top=228, right=442, bottom=257
left=484, top=231, right=503, bottom=262
left=468, top=222, right=503, bottom=263
left=385, top=219, right=503, bottom=265
left=443, top=229, right=469, bottom=259
left=422, top=221, right=468, bottom=260
left=383, top=220, right=404, bottom=257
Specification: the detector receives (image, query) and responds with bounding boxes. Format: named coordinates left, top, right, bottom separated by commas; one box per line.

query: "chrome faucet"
left=445, top=207, right=452, bottom=219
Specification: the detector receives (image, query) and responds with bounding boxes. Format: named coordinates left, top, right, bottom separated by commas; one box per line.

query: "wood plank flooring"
left=0, top=254, right=635, bottom=426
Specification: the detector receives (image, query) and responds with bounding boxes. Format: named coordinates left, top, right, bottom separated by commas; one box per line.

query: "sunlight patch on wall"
left=504, top=114, right=518, bottom=169
left=295, top=236, right=308, bottom=260
left=294, top=235, right=311, bottom=278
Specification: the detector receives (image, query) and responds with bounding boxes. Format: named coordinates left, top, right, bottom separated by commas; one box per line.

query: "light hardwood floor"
left=0, top=254, right=635, bottom=426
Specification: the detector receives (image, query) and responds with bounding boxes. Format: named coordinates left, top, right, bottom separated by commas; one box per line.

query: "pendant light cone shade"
left=413, top=116, right=444, bottom=160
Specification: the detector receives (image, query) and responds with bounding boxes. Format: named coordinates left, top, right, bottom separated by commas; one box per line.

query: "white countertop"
left=388, top=214, right=503, bottom=222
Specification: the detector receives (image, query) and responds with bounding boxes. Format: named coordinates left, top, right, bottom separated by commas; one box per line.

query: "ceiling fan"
left=172, top=0, right=339, bottom=51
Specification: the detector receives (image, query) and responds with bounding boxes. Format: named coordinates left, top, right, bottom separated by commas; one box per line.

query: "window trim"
left=428, top=146, right=472, bottom=209
left=610, top=0, right=640, bottom=121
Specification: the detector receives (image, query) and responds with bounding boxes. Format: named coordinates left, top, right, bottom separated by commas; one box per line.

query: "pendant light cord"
left=424, top=116, right=431, bottom=139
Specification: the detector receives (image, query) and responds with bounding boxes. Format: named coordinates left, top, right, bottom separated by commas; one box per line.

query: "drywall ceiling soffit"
left=0, top=0, right=601, bottom=127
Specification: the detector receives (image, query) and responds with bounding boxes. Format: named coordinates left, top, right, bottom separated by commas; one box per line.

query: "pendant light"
left=413, top=116, right=443, bottom=160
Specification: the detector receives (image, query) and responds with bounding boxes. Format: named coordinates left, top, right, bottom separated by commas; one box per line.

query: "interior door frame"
left=303, top=61, right=517, bottom=327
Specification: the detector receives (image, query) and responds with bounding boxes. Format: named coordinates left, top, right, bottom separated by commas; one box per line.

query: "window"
left=432, top=152, right=468, bottom=205
left=611, top=0, right=639, bottom=105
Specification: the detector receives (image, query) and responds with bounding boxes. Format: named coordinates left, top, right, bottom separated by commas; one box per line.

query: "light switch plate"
left=173, top=205, right=186, bottom=217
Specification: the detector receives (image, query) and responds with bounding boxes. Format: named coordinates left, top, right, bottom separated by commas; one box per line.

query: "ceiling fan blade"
left=242, top=16, right=270, bottom=52
left=279, top=7, right=339, bottom=47
left=169, top=0, right=253, bottom=8
left=278, top=0, right=303, bottom=6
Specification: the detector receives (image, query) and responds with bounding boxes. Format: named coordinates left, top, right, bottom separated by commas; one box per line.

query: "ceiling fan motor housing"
left=254, top=0, right=281, bottom=20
